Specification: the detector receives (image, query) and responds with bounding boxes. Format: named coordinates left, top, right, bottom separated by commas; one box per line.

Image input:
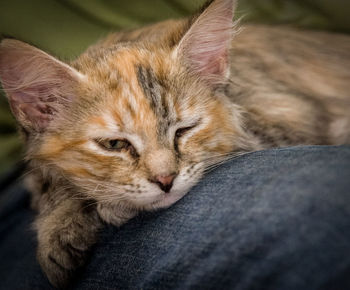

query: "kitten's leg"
left=35, top=199, right=102, bottom=288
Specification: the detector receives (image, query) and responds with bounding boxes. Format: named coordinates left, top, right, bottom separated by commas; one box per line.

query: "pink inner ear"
left=188, top=28, right=231, bottom=76
left=0, top=39, right=80, bottom=132
left=9, top=89, right=57, bottom=132
left=178, top=0, right=236, bottom=83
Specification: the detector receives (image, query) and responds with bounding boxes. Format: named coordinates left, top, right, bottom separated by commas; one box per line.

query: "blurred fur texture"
left=0, top=0, right=349, bottom=287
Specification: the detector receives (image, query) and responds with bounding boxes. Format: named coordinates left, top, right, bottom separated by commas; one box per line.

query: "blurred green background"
left=0, top=0, right=349, bottom=173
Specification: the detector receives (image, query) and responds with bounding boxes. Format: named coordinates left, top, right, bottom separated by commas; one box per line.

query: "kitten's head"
left=0, top=0, right=252, bottom=210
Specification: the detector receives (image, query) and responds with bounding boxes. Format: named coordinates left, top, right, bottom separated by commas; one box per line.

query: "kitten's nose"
left=150, top=174, right=176, bottom=193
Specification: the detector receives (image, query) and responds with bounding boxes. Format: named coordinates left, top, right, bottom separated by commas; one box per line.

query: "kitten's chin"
left=145, top=190, right=188, bottom=210
left=145, top=171, right=204, bottom=210
left=97, top=190, right=187, bottom=226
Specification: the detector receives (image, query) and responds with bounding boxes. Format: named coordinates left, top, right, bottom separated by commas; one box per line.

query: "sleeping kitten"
left=0, top=0, right=349, bottom=287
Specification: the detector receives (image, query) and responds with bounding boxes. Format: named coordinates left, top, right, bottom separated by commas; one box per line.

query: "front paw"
left=37, top=229, right=91, bottom=288
left=35, top=203, right=101, bottom=288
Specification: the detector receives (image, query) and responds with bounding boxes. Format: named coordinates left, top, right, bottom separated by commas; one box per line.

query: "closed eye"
left=175, top=126, right=195, bottom=139
left=174, top=125, right=197, bottom=153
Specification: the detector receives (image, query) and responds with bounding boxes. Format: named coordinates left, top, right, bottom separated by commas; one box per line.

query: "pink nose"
left=150, top=174, right=176, bottom=193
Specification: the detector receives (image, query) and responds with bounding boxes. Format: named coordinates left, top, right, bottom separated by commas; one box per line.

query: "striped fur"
left=0, top=0, right=349, bottom=287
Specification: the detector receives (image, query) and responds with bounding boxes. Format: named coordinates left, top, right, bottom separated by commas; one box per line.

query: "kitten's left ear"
left=177, top=0, right=237, bottom=85
left=0, top=39, right=84, bottom=133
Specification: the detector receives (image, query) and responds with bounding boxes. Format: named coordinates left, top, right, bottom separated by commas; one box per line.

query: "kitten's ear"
left=0, top=39, right=84, bottom=132
left=177, top=0, right=237, bottom=84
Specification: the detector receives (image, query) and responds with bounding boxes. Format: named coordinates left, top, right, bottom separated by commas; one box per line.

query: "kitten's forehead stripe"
left=135, top=64, right=176, bottom=139
left=136, top=65, right=160, bottom=113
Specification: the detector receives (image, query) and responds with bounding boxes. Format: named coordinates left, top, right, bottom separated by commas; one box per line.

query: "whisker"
left=203, top=152, right=249, bottom=173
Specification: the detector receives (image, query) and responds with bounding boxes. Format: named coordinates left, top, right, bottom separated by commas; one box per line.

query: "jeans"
left=0, top=146, right=350, bottom=290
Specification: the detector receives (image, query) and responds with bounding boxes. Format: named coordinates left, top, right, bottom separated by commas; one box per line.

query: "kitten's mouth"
left=147, top=190, right=187, bottom=210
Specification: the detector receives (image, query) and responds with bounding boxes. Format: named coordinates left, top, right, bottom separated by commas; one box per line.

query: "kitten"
left=0, top=0, right=349, bottom=287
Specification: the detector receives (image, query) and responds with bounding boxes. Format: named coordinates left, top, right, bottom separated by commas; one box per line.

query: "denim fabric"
left=0, top=146, right=350, bottom=290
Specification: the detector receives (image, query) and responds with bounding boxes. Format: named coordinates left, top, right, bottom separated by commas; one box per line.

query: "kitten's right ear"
left=0, top=39, right=84, bottom=133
